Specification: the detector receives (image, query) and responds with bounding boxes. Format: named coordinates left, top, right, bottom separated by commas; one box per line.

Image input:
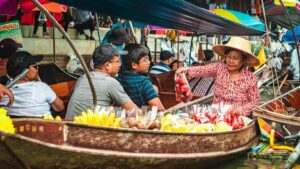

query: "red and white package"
left=175, top=73, right=193, bottom=103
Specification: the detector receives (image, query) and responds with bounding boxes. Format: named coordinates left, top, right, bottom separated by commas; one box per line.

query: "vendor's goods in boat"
left=175, top=73, right=193, bottom=103
left=0, top=117, right=258, bottom=169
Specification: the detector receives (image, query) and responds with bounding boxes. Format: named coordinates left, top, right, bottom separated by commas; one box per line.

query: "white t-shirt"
left=1, top=81, right=56, bottom=117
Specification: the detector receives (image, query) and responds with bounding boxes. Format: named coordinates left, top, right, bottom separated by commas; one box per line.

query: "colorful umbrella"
left=274, top=0, right=300, bottom=7
left=281, top=25, right=300, bottom=43
left=32, top=2, right=67, bottom=13
left=19, top=0, right=50, bottom=13
left=210, top=8, right=265, bottom=32
left=0, top=0, right=65, bottom=16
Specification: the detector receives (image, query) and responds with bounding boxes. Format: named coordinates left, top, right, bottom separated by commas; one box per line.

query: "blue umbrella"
left=282, top=25, right=300, bottom=43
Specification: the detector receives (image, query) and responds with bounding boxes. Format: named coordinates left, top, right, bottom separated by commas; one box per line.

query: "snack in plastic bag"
left=175, top=73, right=193, bottom=103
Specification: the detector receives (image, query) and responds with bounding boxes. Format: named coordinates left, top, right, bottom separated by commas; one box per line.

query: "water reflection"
left=210, top=156, right=297, bottom=169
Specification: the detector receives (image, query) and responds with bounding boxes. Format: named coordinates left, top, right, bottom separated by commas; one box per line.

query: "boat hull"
left=0, top=119, right=259, bottom=169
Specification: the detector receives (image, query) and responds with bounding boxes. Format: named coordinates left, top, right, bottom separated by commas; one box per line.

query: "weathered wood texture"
left=0, top=119, right=258, bottom=169
left=66, top=122, right=257, bottom=153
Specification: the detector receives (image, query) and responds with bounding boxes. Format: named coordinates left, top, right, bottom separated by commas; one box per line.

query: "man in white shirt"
left=285, top=46, right=300, bottom=80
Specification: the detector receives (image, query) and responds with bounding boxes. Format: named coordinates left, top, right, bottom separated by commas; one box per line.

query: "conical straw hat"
left=212, top=37, right=260, bottom=67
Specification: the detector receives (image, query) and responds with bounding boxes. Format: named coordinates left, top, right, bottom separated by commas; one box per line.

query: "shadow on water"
left=210, top=156, right=289, bottom=169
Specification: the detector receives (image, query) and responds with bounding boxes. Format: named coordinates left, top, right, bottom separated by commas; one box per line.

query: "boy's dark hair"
left=123, top=43, right=149, bottom=71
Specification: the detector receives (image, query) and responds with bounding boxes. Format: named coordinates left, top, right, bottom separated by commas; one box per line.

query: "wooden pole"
left=31, top=0, right=98, bottom=109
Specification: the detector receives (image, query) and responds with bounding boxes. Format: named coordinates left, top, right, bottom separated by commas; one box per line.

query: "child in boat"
left=177, top=37, right=260, bottom=116
left=117, top=43, right=165, bottom=111
left=0, top=51, right=64, bottom=117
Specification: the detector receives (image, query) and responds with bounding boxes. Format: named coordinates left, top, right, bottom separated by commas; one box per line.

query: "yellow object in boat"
left=55, top=116, right=62, bottom=121
left=270, top=129, right=295, bottom=152
left=215, top=121, right=233, bottom=132
left=113, top=118, right=122, bottom=128
left=191, top=123, right=214, bottom=133
left=107, top=113, right=116, bottom=127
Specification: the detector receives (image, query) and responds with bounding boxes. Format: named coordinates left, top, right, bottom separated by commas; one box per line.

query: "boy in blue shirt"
left=117, top=44, right=165, bottom=111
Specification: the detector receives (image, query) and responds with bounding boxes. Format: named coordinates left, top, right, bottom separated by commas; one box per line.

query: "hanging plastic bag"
left=38, top=12, right=47, bottom=23
left=66, top=52, right=84, bottom=74
left=175, top=72, right=193, bottom=103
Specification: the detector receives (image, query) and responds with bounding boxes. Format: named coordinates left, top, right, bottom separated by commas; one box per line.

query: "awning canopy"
left=52, top=0, right=265, bottom=36
left=265, top=6, right=300, bottom=29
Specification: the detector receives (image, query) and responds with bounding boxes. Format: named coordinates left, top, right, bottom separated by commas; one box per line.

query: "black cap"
left=0, top=38, right=22, bottom=58
left=93, top=44, right=128, bottom=66
left=160, top=50, right=174, bottom=61
left=7, top=51, right=43, bottom=78
left=108, top=27, right=131, bottom=45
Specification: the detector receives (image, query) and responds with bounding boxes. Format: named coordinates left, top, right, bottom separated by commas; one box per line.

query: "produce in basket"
left=175, top=73, right=193, bottom=103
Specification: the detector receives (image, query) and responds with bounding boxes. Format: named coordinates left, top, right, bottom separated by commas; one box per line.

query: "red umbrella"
left=32, top=2, right=67, bottom=13
left=20, top=0, right=50, bottom=13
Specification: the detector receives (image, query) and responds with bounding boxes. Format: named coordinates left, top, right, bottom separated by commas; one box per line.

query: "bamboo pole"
left=278, top=0, right=300, bottom=80
left=31, top=0, right=97, bottom=109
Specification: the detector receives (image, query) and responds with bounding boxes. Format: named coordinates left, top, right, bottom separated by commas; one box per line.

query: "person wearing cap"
left=65, top=44, right=136, bottom=120
left=102, top=19, right=130, bottom=50
left=177, top=37, right=260, bottom=116
left=0, top=51, right=64, bottom=117
left=149, top=50, right=174, bottom=75
left=117, top=44, right=165, bottom=111
left=0, top=38, right=22, bottom=58
left=0, top=38, right=22, bottom=77
left=90, top=23, right=131, bottom=71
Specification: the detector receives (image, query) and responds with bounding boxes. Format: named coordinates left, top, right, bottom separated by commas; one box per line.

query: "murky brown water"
left=211, top=156, right=300, bottom=169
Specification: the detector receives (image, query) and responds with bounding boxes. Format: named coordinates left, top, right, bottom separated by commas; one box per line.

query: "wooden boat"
left=38, top=62, right=79, bottom=85
left=253, top=86, right=300, bottom=126
left=0, top=118, right=259, bottom=169
left=38, top=62, right=79, bottom=117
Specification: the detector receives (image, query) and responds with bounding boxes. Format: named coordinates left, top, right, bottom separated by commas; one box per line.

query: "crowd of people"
left=0, top=8, right=299, bottom=119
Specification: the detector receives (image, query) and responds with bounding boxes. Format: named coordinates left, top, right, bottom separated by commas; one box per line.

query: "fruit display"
left=175, top=73, right=193, bottom=103
left=161, top=103, right=252, bottom=133
left=0, top=108, right=15, bottom=134
left=74, top=108, right=122, bottom=128
left=66, top=103, right=251, bottom=134
left=72, top=106, right=161, bottom=130
left=42, top=114, right=62, bottom=121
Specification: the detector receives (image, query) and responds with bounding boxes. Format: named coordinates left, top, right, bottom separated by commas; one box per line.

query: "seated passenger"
left=65, top=44, right=136, bottom=120
left=117, top=44, right=165, bottom=111
left=149, top=50, right=174, bottom=75
left=0, top=51, right=64, bottom=117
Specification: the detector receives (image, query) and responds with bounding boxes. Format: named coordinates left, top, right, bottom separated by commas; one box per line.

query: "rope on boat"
left=31, top=0, right=98, bottom=109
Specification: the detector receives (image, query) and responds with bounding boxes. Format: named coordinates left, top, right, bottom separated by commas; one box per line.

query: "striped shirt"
left=149, top=62, right=172, bottom=75
left=117, top=71, right=158, bottom=107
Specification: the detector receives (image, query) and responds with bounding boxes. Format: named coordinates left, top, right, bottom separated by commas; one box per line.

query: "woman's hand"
left=176, top=67, right=189, bottom=74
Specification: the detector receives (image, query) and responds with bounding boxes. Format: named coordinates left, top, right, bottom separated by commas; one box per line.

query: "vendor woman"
left=177, top=37, right=260, bottom=116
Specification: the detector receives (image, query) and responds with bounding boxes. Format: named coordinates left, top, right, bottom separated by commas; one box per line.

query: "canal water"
left=211, top=156, right=300, bottom=169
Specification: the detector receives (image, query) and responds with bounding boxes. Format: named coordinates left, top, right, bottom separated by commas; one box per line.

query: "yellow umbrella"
left=274, top=0, right=299, bottom=7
